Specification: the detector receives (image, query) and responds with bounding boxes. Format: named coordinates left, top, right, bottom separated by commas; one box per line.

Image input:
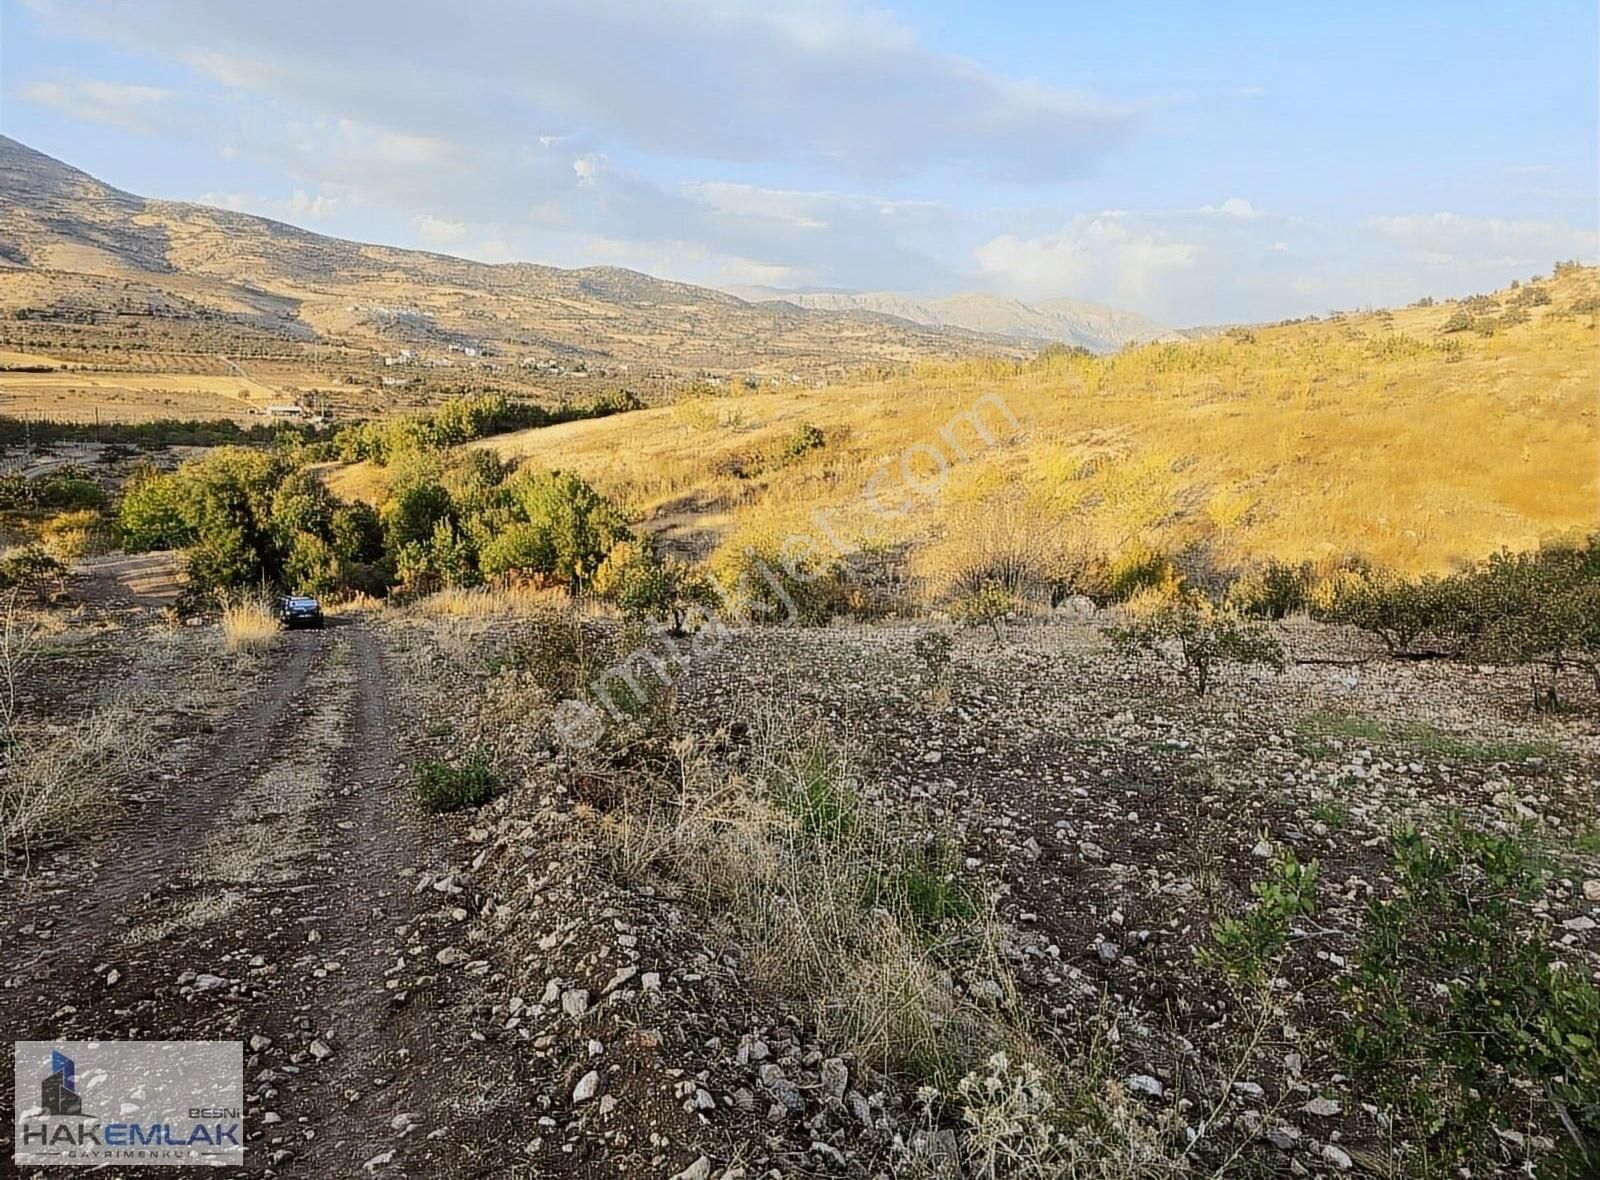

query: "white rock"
left=669, top=1158, right=711, bottom=1180
left=1321, top=1143, right=1353, bottom=1169
left=572, top=1070, right=600, bottom=1103
left=363, top=1150, right=394, bottom=1172
left=1127, top=1074, right=1164, bottom=1099
left=1583, top=880, right=1600, bottom=902
left=561, top=989, right=590, bottom=1019
left=1301, top=1096, right=1341, bottom=1117
left=435, top=947, right=467, bottom=966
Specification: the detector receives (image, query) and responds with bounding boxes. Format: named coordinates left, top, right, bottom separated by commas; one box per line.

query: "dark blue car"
left=279, top=594, right=325, bottom=630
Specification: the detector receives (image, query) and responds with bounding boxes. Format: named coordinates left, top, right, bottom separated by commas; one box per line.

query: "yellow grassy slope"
left=461, top=268, right=1598, bottom=579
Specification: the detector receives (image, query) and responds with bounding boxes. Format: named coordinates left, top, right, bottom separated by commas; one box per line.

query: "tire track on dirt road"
left=2, top=637, right=323, bottom=982
left=6, top=624, right=529, bottom=1178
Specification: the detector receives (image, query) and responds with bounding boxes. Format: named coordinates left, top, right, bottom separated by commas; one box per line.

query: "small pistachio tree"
left=1462, top=538, right=1600, bottom=709
left=1110, top=588, right=1283, bottom=696
left=593, top=540, right=715, bottom=635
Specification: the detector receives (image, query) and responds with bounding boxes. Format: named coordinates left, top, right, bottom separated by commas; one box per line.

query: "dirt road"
left=1, top=624, right=524, bottom=1178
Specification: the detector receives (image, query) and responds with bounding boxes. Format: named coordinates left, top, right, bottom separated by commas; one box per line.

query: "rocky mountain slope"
left=0, top=135, right=1028, bottom=394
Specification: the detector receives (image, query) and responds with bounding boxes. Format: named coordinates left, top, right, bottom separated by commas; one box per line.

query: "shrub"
left=31, top=469, right=106, bottom=512
left=950, top=581, right=1019, bottom=641
left=383, top=482, right=456, bottom=551
left=335, top=393, right=640, bottom=465
left=1095, top=543, right=1175, bottom=604
left=0, top=547, right=65, bottom=600
left=1456, top=538, right=1600, bottom=708
left=483, top=470, right=630, bottom=593
left=330, top=501, right=385, bottom=564
left=119, top=447, right=290, bottom=602
left=395, top=518, right=480, bottom=591
left=1202, top=846, right=1319, bottom=982
left=118, top=469, right=195, bottom=552
left=772, top=421, right=825, bottom=465
left=1227, top=558, right=1311, bottom=619
left=414, top=748, right=504, bottom=812
left=712, top=536, right=854, bottom=625
left=1340, top=824, right=1600, bottom=1175
left=592, top=540, right=714, bottom=634
left=1109, top=588, right=1284, bottom=696
left=1311, top=568, right=1468, bottom=656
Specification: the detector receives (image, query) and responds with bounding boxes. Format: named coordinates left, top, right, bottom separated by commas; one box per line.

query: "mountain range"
left=0, top=136, right=1169, bottom=401
left=0, top=135, right=1040, bottom=394
left=724, top=287, right=1176, bottom=352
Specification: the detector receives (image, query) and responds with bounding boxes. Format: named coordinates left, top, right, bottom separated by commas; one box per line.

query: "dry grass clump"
left=0, top=600, right=154, bottom=861
left=220, top=597, right=279, bottom=654
left=586, top=716, right=1212, bottom=1178
left=1, top=706, right=153, bottom=861
left=412, top=583, right=568, bottom=619
left=40, top=509, right=114, bottom=562
left=591, top=712, right=1013, bottom=1081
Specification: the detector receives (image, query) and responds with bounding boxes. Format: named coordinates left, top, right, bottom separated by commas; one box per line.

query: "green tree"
left=330, top=502, right=386, bottom=564
left=493, top=470, right=630, bottom=593
left=384, top=483, right=456, bottom=551
left=1461, top=537, right=1600, bottom=708
left=1110, top=588, right=1284, bottom=696
left=118, top=471, right=195, bottom=552
left=593, top=540, right=713, bottom=633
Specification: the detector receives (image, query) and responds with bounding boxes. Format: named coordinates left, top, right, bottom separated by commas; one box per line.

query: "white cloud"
left=410, top=213, right=468, bottom=245
left=1366, top=213, right=1596, bottom=269
left=16, top=4, right=1595, bottom=324
left=39, top=0, right=1134, bottom=182
left=979, top=203, right=1599, bottom=323
left=1201, top=197, right=1261, bottom=219
left=196, top=186, right=345, bottom=222
left=975, top=212, right=1206, bottom=310
left=19, top=78, right=173, bottom=132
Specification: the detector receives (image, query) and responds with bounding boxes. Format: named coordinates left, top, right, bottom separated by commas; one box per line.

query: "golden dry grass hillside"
left=453, top=265, right=1600, bottom=579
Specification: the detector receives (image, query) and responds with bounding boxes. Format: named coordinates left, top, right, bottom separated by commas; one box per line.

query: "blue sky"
left=1, top=0, right=1594, bottom=324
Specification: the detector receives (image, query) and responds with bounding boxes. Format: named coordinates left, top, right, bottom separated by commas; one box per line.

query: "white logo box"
left=13, top=1040, right=244, bottom=1168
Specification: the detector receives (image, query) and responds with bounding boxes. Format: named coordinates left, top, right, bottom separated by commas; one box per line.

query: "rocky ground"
left=3, top=593, right=1597, bottom=1178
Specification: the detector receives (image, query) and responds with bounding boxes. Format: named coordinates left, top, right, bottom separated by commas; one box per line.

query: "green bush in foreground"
left=1341, top=824, right=1599, bottom=1177
left=1203, top=845, right=1319, bottom=982
left=414, top=749, right=504, bottom=812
